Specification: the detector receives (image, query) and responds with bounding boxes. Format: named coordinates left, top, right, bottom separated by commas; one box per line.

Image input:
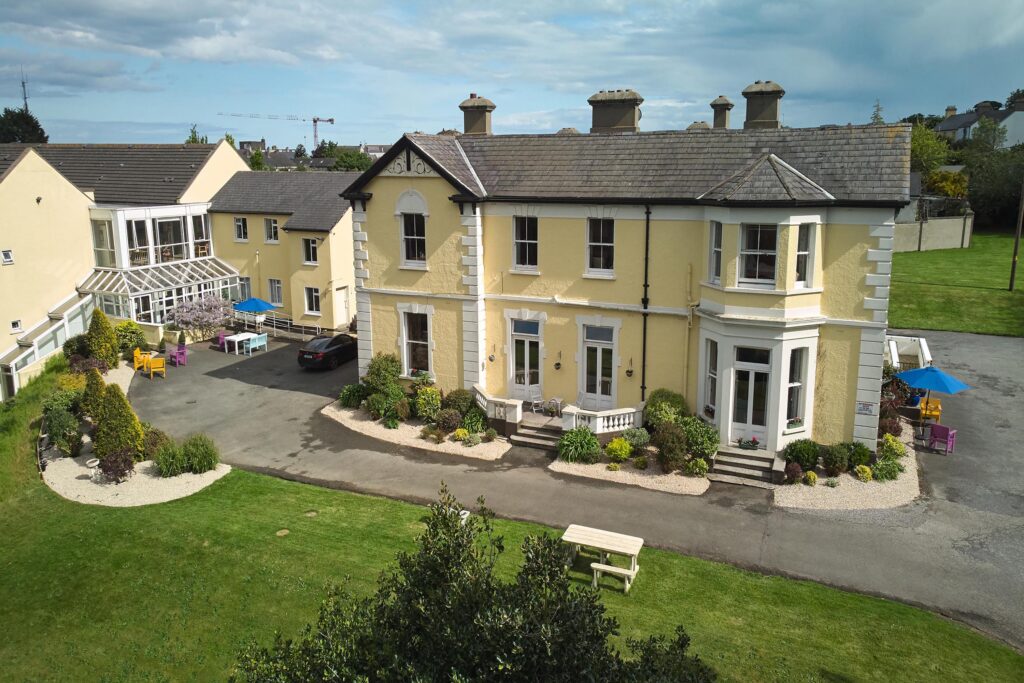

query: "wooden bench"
left=591, top=562, right=637, bottom=594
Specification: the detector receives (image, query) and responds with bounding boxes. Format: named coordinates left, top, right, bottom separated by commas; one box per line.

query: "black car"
left=297, top=334, right=357, bottom=370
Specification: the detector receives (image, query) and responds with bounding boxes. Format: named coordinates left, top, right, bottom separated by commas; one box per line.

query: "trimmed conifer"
left=82, top=368, right=105, bottom=420
left=94, top=384, right=143, bottom=459
left=85, top=309, right=120, bottom=369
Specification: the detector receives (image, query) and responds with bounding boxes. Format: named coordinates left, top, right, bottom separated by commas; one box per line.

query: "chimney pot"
left=944, top=105, right=957, bottom=118
left=587, top=88, right=644, bottom=134
left=459, top=93, right=496, bottom=135
left=710, top=95, right=734, bottom=129
left=741, top=80, right=785, bottom=129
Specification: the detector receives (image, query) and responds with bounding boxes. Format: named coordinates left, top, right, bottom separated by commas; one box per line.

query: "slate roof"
left=0, top=143, right=224, bottom=205
left=347, top=124, right=910, bottom=206
left=934, top=109, right=1012, bottom=132
left=209, top=171, right=361, bottom=232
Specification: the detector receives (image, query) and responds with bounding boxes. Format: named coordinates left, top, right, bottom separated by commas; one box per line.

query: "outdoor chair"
left=920, top=397, right=942, bottom=423
left=243, top=333, right=268, bottom=356
left=148, top=357, right=167, bottom=380
left=928, top=424, right=957, bottom=455
left=133, top=348, right=152, bottom=372
left=215, top=331, right=227, bottom=351
left=168, top=345, right=187, bottom=366
left=528, top=385, right=545, bottom=413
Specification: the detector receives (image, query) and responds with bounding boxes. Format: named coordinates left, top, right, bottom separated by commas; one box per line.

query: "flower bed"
left=548, top=449, right=709, bottom=496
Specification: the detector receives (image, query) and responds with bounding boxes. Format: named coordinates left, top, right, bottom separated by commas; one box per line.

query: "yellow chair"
left=148, top=357, right=166, bottom=380
left=133, top=348, right=152, bottom=372
left=920, top=397, right=942, bottom=423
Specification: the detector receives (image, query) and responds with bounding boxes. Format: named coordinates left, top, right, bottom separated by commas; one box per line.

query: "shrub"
left=652, top=421, right=687, bottom=473
left=42, top=389, right=82, bottom=419
left=784, top=461, right=803, bottom=484
left=69, top=355, right=109, bottom=375
left=339, top=383, right=371, bottom=408
left=645, top=402, right=680, bottom=430
left=114, top=320, right=148, bottom=356
left=557, top=426, right=600, bottom=464
left=783, top=439, right=820, bottom=472
left=99, top=448, right=135, bottom=483
left=46, top=407, right=80, bottom=456
left=646, top=388, right=688, bottom=417
left=63, top=333, right=88, bottom=360
left=365, top=384, right=405, bottom=421
left=877, top=417, right=904, bottom=439
left=842, top=441, right=873, bottom=469
left=462, top=404, right=487, bottom=434
left=394, top=398, right=411, bottom=421
left=825, top=477, right=839, bottom=488
left=872, top=456, right=904, bottom=482
left=365, top=353, right=401, bottom=393
left=879, top=433, right=906, bottom=459
left=462, top=433, right=481, bottom=447
left=435, top=409, right=462, bottom=434
left=452, top=428, right=470, bottom=442
left=821, top=444, right=850, bottom=477
left=679, top=416, right=719, bottom=460
left=414, top=386, right=442, bottom=422
left=633, top=455, right=649, bottom=470
left=684, top=457, right=709, bottom=478
left=81, top=368, right=105, bottom=419
left=142, top=423, right=172, bottom=460
left=803, top=471, right=818, bottom=486
left=855, top=464, right=873, bottom=482
left=622, top=427, right=650, bottom=451
left=382, top=417, right=400, bottom=429
left=410, top=370, right=434, bottom=393
left=483, top=428, right=498, bottom=443
left=154, top=441, right=187, bottom=477
left=442, top=388, right=475, bottom=416
left=85, top=309, right=119, bottom=368
left=605, top=437, right=633, bottom=463
left=181, top=434, right=219, bottom=474
left=94, top=384, right=143, bottom=459
left=56, top=373, right=87, bottom=393
left=606, top=463, right=621, bottom=472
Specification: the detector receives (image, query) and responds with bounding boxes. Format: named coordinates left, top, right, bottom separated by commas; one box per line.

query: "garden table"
left=561, top=524, right=643, bottom=574
left=224, top=332, right=256, bottom=355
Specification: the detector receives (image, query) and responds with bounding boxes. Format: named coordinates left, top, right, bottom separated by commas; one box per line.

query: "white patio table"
left=224, top=332, right=257, bottom=355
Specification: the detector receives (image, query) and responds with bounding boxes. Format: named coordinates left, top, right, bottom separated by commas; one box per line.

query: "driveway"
left=131, top=333, right=1024, bottom=650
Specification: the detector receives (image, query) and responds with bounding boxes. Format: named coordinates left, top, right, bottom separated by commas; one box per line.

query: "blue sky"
left=1, top=0, right=1022, bottom=147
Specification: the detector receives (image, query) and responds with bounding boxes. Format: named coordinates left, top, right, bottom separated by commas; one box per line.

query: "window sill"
left=400, top=263, right=428, bottom=271
left=582, top=271, right=616, bottom=280
left=782, top=426, right=807, bottom=436
left=304, top=312, right=322, bottom=317
left=234, top=239, right=249, bottom=243
left=509, top=268, right=540, bottom=276
left=264, top=240, right=280, bottom=245
left=302, top=261, right=319, bottom=266
left=701, top=281, right=824, bottom=296
left=400, top=373, right=432, bottom=381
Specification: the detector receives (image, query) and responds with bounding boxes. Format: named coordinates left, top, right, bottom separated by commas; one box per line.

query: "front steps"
left=710, top=445, right=777, bottom=485
left=509, top=424, right=561, bottom=453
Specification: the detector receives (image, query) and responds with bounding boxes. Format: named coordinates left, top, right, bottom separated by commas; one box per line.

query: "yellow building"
left=209, top=172, right=360, bottom=332
left=0, top=141, right=248, bottom=399
left=343, top=84, right=910, bottom=477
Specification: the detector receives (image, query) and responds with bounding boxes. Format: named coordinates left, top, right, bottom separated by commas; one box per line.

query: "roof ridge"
left=766, top=155, right=795, bottom=200
left=453, top=137, right=487, bottom=197
left=768, top=153, right=835, bottom=201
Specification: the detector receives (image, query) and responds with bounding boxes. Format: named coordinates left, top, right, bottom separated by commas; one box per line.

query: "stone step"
left=707, top=472, right=775, bottom=489
left=509, top=433, right=560, bottom=452
left=715, top=453, right=774, bottom=471
left=518, top=425, right=562, bottom=439
left=711, top=463, right=772, bottom=482
left=717, top=445, right=776, bottom=463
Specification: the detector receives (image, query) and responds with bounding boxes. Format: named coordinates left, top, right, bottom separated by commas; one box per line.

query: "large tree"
left=293, top=143, right=307, bottom=159
left=910, top=124, right=949, bottom=175
left=232, top=488, right=716, bottom=682
left=0, top=107, right=48, bottom=143
left=331, top=149, right=372, bottom=172
left=1005, top=88, right=1024, bottom=109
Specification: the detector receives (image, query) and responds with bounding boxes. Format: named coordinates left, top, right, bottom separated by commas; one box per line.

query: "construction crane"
left=217, top=112, right=335, bottom=148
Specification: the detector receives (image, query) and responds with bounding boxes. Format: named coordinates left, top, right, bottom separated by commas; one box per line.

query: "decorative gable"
left=379, top=151, right=440, bottom=178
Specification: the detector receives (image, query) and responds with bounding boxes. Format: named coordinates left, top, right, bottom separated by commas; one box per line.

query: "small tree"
left=293, top=143, right=307, bottom=158
left=248, top=149, right=269, bottom=171
left=224, top=132, right=236, bottom=148
left=94, top=384, right=144, bottom=459
left=0, top=107, right=48, bottom=143
left=331, top=149, right=373, bottom=172
left=925, top=170, right=968, bottom=198
left=82, top=368, right=105, bottom=420
left=910, top=124, right=949, bottom=175
left=870, top=99, right=885, bottom=125
left=185, top=124, right=208, bottom=144
left=168, top=295, right=231, bottom=341
left=85, top=309, right=120, bottom=369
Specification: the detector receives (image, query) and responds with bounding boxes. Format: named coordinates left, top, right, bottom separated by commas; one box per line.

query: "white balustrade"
left=561, top=403, right=644, bottom=434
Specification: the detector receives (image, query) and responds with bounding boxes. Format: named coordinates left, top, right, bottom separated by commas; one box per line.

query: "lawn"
left=890, top=232, right=1024, bottom=336
left=2, top=364, right=1022, bottom=682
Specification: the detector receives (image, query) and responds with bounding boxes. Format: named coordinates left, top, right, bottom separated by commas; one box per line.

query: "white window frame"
left=786, top=347, right=807, bottom=426
left=400, top=213, right=426, bottom=268
left=10, top=319, right=22, bottom=333
left=795, top=223, right=813, bottom=288
left=512, top=215, right=538, bottom=272
left=237, top=277, right=251, bottom=301
left=234, top=217, right=248, bottom=242
left=704, top=339, right=719, bottom=419
left=302, top=237, right=318, bottom=265
left=268, top=278, right=283, bottom=306
left=397, top=302, right=435, bottom=378
left=708, top=221, right=722, bottom=283
left=738, top=223, right=778, bottom=288
left=91, top=219, right=116, bottom=268
left=264, top=218, right=279, bottom=243
left=192, top=214, right=212, bottom=258
left=575, top=313, right=622, bottom=410
left=1, top=249, right=13, bottom=265
left=126, top=219, right=151, bottom=267
left=395, top=190, right=429, bottom=271
left=304, top=286, right=321, bottom=315
left=155, top=217, right=187, bottom=264
left=585, top=218, right=615, bottom=278
left=503, top=308, right=547, bottom=398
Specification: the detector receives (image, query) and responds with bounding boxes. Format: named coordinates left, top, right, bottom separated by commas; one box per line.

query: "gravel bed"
left=773, top=429, right=920, bottom=511
left=322, top=403, right=511, bottom=461
left=107, top=362, right=137, bottom=395
left=549, top=457, right=710, bottom=496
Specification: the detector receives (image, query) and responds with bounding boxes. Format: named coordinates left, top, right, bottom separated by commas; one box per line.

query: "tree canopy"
left=312, top=139, right=373, bottom=171
left=293, top=143, right=307, bottom=158
left=0, top=107, right=48, bottom=143
left=901, top=113, right=944, bottom=129
left=910, top=124, right=949, bottom=176
left=185, top=124, right=208, bottom=144
left=1007, top=88, right=1024, bottom=109
left=231, top=487, right=716, bottom=682
left=248, top=149, right=269, bottom=171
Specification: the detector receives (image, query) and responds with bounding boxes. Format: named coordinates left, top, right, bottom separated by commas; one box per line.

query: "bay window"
left=704, top=339, right=718, bottom=418
left=787, top=348, right=807, bottom=427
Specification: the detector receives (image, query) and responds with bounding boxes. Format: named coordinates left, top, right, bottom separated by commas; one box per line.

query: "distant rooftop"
left=209, top=171, right=361, bottom=231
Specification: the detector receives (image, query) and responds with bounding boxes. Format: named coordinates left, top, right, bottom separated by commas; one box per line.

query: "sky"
left=1, top=0, right=1022, bottom=147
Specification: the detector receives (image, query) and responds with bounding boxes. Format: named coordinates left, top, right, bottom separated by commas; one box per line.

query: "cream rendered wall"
left=325, top=209, right=355, bottom=330
left=812, top=324, right=862, bottom=444
left=178, top=141, right=250, bottom=204
left=820, top=224, right=875, bottom=321
left=370, top=291, right=463, bottom=391
left=0, top=150, right=94, bottom=346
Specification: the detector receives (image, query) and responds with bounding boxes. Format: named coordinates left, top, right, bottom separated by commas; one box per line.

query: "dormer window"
left=739, top=224, right=777, bottom=287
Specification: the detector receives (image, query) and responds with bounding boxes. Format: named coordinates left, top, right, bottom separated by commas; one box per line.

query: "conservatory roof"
left=78, top=257, right=238, bottom=297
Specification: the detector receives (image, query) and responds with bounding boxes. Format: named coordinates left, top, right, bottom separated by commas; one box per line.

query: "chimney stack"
left=741, top=80, right=785, bottom=129
left=459, top=93, right=496, bottom=136
left=1013, top=95, right=1024, bottom=112
left=710, top=95, right=734, bottom=129
left=944, top=105, right=957, bottom=118
left=588, top=89, right=644, bottom=134
left=973, top=100, right=999, bottom=114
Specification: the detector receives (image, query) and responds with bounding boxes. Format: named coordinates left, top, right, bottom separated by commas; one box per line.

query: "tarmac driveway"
left=131, top=334, right=1024, bottom=650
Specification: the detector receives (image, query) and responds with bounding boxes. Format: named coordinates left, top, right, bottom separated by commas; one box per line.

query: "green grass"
left=890, top=233, right=1024, bottom=336
left=2, top=365, right=1022, bottom=682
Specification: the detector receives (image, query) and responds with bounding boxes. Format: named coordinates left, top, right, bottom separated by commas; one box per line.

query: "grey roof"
left=700, top=154, right=833, bottom=202
left=407, top=135, right=486, bottom=196
left=209, top=171, right=360, bottom=232
left=0, top=143, right=224, bottom=205
left=934, top=109, right=1012, bottom=132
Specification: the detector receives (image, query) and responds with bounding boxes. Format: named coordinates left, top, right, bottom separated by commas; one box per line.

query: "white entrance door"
left=731, top=347, right=770, bottom=445
left=510, top=319, right=541, bottom=399
left=581, top=325, right=615, bottom=410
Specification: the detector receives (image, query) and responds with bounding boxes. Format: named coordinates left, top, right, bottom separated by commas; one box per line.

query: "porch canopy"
left=79, top=257, right=238, bottom=297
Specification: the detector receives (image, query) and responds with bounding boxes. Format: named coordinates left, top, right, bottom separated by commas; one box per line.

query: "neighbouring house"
left=342, top=82, right=911, bottom=471
left=209, top=171, right=360, bottom=333
left=0, top=141, right=248, bottom=400
left=934, top=97, right=1024, bottom=147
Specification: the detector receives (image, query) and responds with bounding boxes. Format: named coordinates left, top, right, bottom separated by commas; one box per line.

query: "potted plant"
left=703, top=404, right=715, bottom=419
left=738, top=436, right=759, bottom=450
left=787, top=416, right=803, bottom=429
left=177, top=330, right=186, bottom=347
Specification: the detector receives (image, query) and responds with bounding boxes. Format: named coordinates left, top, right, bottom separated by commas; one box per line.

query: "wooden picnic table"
left=561, top=524, right=643, bottom=573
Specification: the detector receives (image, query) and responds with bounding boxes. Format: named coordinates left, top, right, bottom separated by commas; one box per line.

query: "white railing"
left=472, top=384, right=522, bottom=426
left=561, top=403, right=644, bottom=434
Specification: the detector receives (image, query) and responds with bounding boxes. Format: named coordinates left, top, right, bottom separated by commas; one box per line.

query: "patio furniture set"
left=562, top=524, right=644, bottom=594
left=895, top=365, right=968, bottom=456
left=216, top=331, right=269, bottom=356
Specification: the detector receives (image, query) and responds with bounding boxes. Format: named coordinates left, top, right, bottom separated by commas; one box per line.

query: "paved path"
left=132, top=333, right=1024, bottom=650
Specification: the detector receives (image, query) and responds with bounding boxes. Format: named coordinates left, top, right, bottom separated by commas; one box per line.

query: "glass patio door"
left=510, top=319, right=540, bottom=399
left=581, top=325, right=615, bottom=410
left=731, top=347, right=770, bottom=445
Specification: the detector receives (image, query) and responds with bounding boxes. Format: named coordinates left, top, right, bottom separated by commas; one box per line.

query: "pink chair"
left=928, top=424, right=956, bottom=455
left=216, top=331, right=226, bottom=350
left=168, top=344, right=187, bottom=366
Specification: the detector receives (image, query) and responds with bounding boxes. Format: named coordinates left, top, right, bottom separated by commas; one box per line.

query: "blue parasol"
left=233, top=297, right=276, bottom=313
left=894, top=365, right=971, bottom=395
